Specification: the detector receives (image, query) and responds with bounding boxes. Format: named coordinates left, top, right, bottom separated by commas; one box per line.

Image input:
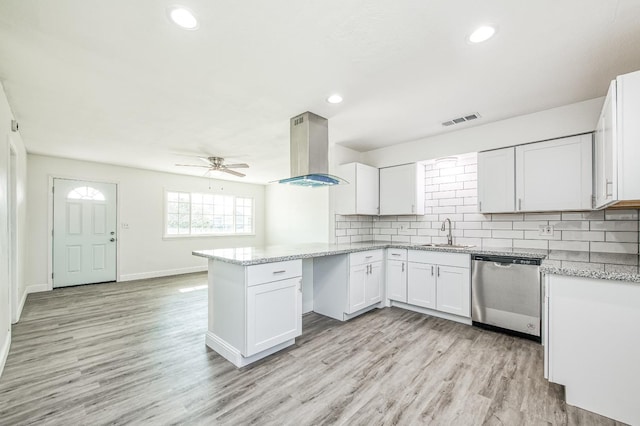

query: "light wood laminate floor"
left=0, top=273, right=624, bottom=425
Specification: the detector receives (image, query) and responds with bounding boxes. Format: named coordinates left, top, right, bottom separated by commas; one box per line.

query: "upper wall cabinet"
left=477, top=147, right=515, bottom=213
left=379, top=163, right=425, bottom=215
left=515, top=134, right=592, bottom=212
left=594, top=70, right=640, bottom=209
left=333, top=162, right=379, bottom=215
left=478, top=134, right=593, bottom=213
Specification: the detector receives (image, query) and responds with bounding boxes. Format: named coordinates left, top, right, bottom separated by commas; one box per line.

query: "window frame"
left=163, top=190, right=255, bottom=238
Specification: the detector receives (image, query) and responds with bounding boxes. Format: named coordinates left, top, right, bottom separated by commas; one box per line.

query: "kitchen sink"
left=422, top=243, right=475, bottom=249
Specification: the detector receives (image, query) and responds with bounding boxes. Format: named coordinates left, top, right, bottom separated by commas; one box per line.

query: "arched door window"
left=67, top=186, right=105, bottom=201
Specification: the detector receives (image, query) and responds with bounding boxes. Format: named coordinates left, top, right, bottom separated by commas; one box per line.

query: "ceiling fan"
left=175, top=156, right=249, bottom=177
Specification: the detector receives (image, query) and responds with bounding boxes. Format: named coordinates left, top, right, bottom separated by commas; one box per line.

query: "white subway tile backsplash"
left=605, top=209, right=639, bottom=220
left=523, top=230, right=561, bottom=240
left=513, top=239, right=549, bottom=250
left=464, top=213, right=491, bottom=221
left=433, top=176, right=456, bottom=184
left=492, top=213, right=524, bottom=221
left=463, top=181, right=477, bottom=190
left=548, top=250, right=590, bottom=262
left=432, top=206, right=456, bottom=214
left=439, top=166, right=466, bottom=176
left=464, top=164, right=477, bottom=173
left=512, top=221, right=548, bottom=230
left=561, top=211, right=605, bottom=221
left=590, top=220, right=638, bottom=231
left=590, top=252, right=639, bottom=265
left=561, top=261, right=603, bottom=271
left=433, top=190, right=456, bottom=199
left=482, top=222, right=513, bottom=230
left=524, top=213, right=562, bottom=221
left=456, top=173, right=477, bottom=182
left=492, top=230, right=524, bottom=239
left=456, top=205, right=479, bottom=214
left=562, top=231, right=605, bottom=241
left=417, top=228, right=440, bottom=236
left=605, top=231, right=639, bottom=243
left=464, top=230, right=492, bottom=238
left=590, top=242, right=639, bottom=254
left=438, top=198, right=464, bottom=207
left=549, top=240, right=590, bottom=252
left=455, top=189, right=476, bottom=198
left=482, top=238, right=513, bottom=248
left=550, top=220, right=589, bottom=230
left=463, top=197, right=478, bottom=206
left=605, top=264, right=638, bottom=273
left=392, top=235, right=411, bottom=243
left=439, top=182, right=465, bottom=191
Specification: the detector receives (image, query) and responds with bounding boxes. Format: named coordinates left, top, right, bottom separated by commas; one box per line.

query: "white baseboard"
left=390, top=301, right=472, bottom=326
left=14, top=284, right=49, bottom=324
left=119, top=266, right=207, bottom=282
left=205, top=331, right=294, bottom=368
left=0, top=332, right=11, bottom=379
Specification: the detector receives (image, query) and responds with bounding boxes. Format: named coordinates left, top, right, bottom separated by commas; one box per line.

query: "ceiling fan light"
left=169, top=7, right=199, bottom=30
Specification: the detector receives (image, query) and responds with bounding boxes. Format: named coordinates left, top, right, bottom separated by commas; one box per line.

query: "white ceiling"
left=1, top=1, right=640, bottom=184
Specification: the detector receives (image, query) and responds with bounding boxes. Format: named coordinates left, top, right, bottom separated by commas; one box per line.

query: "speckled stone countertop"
left=192, top=241, right=546, bottom=265
left=193, top=242, right=640, bottom=283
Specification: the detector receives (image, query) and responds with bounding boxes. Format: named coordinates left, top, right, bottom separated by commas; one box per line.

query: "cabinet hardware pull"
left=478, top=201, right=482, bottom=212
left=437, top=266, right=440, bottom=277
left=272, top=270, right=286, bottom=274
left=431, top=265, right=434, bottom=276
left=606, top=180, right=613, bottom=197
left=401, top=262, right=405, bottom=272
left=365, top=256, right=373, bottom=259
left=391, top=253, right=401, bottom=256
left=518, top=198, right=522, bottom=210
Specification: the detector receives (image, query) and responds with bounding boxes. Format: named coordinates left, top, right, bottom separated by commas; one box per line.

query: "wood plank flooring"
left=0, top=273, right=625, bottom=425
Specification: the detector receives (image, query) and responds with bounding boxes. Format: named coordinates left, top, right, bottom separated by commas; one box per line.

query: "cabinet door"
left=515, top=134, right=592, bottom=211
left=334, top=163, right=380, bottom=215
left=477, top=147, right=515, bottom=213
left=365, top=261, right=382, bottom=305
left=595, top=81, right=618, bottom=209
left=246, top=277, right=302, bottom=357
left=379, top=163, right=425, bottom=215
left=348, top=264, right=367, bottom=314
left=407, top=262, right=436, bottom=309
left=386, top=259, right=407, bottom=302
left=436, top=265, right=471, bottom=317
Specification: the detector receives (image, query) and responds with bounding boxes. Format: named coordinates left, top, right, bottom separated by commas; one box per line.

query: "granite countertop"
left=193, top=242, right=640, bottom=283
left=192, top=241, right=548, bottom=266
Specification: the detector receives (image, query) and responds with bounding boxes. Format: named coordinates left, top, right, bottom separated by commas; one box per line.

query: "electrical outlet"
left=538, top=225, right=553, bottom=236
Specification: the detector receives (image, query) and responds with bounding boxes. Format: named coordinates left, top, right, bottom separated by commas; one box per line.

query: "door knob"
left=110, top=238, right=116, bottom=242
left=110, top=231, right=115, bottom=235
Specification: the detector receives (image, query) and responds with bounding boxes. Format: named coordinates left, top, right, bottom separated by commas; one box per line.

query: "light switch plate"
left=538, top=225, right=553, bottom=236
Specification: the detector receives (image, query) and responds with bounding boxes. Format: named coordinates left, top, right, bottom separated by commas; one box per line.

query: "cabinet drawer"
left=408, top=250, right=470, bottom=268
left=350, top=249, right=383, bottom=266
left=386, top=248, right=407, bottom=261
left=247, top=260, right=302, bottom=286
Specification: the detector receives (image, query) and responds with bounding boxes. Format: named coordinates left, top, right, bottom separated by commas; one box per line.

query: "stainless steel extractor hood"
left=277, top=112, right=348, bottom=187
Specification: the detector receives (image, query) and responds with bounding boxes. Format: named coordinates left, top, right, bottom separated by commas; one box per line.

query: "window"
left=67, top=186, right=105, bottom=201
left=166, top=191, right=253, bottom=236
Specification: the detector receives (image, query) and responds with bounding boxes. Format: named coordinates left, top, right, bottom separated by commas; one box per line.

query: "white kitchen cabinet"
left=594, top=80, right=617, bottom=209
left=594, top=70, right=640, bottom=208
left=386, top=248, right=408, bottom=303
left=515, top=134, right=592, bottom=212
left=379, top=163, right=425, bottom=215
left=407, top=262, right=436, bottom=309
left=435, top=265, right=471, bottom=317
left=313, top=249, right=384, bottom=321
left=246, top=277, right=302, bottom=356
left=477, top=147, right=515, bottom=213
left=405, top=250, right=470, bottom=318
left=205, top=259, right=302, bottom=367
left=545, top=273, right=640, bottom=425
left=333, top=162, right=379, bottom=215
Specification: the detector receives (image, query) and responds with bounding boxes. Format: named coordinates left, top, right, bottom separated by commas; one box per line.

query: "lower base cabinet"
left=246, top=277, right=302, bottom=357
left=386, top=248, right=408, bottom=303
left=405, top=251, right=471, bottom=318
left=314, top=249, right=384, bottom=321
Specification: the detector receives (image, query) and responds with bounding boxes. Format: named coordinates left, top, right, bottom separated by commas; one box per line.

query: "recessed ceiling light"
left=327, top=94, right=343, bottom=104
left=169, top=7, right=199, bottom=30
left=468, top=25, right=496, bottom=43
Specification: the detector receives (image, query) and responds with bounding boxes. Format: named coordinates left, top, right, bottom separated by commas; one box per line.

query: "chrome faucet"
left=441, top=218, right=453, bottom=245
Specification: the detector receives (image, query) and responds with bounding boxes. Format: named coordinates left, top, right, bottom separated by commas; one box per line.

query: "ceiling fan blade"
left=221, top=168, right=246, bottom=177
left=223, top=163, right=249, bottom=169
left=198, top=157, right=213, bottom=165
left=175, top=164, right=211, bottom=168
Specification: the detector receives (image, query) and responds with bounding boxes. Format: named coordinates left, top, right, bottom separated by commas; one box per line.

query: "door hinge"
left=51, top=273, right=54, bottom=279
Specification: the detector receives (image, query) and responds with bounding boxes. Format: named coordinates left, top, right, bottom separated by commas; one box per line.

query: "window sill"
left=163, top=233, right=256, bottom=240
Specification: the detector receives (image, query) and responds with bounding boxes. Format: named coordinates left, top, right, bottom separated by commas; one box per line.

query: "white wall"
left=360, top=97, right=604, bottom=167
left=0, top=82, right=28, bottom=377
left=27, top=154, right=265, bottom=287
left=264, top=184, right=329, bottom=245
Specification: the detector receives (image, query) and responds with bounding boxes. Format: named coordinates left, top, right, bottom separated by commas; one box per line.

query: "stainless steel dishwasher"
left=471, top=255, right=542, bottom=341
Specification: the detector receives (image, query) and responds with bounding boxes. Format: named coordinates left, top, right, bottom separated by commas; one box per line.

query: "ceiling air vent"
left=441, top=112, right=481, bottom=127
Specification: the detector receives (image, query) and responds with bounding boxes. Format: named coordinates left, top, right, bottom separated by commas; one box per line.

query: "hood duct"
left=277, top=112, right=348, bottom=187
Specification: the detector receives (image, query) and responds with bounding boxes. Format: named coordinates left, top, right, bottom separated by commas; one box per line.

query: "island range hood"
left=277, top=112, right=348, bottom=187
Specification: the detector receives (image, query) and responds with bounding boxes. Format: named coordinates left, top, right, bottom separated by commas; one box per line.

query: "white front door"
left=53, top=179, right=117, bottom=288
